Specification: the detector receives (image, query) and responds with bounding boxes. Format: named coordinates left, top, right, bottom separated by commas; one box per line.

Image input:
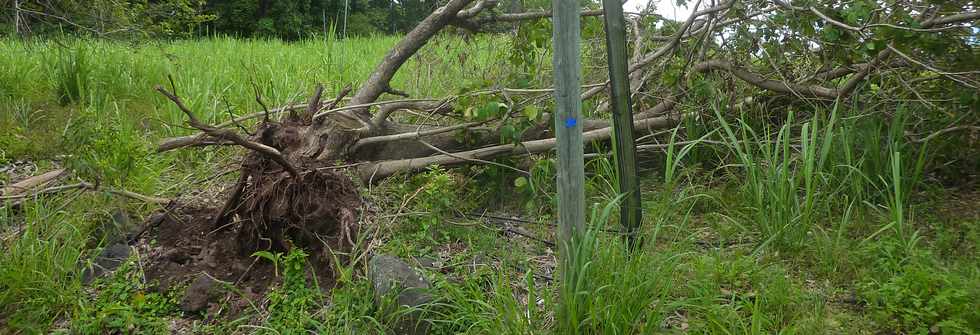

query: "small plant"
left=398, top=167, right=459, bottom=241
left=664, top=125, right=715, bottom=189
left=251, top=250, right=284, bottom=277
left=860, top=244, right=978, bottom=334
left=558, top=195, right=677, bottom=334
left=62, top=100, right=162, bottom=193
left=72, top=256, right=178, bottom=333
left=265, top=249, right=321, bottom=333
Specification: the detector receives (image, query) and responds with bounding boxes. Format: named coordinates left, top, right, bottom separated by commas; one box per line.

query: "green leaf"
left=476, top=101, right=507, bottom=120
left=823, top=26, right=840, bottom=42
left=514, top=176, right=528, bottom=188
left=523, top=106, right=540, bottom=121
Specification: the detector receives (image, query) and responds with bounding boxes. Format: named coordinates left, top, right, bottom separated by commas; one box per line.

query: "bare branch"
left=305, top=84, right=325, bottom=120
left=472, top=9, right=603, bottom=24
left=910, top=126, right=980, bottom=143
left=922, top=11, right=980, bottom=26
left=1, top=181, right=171, bottom=205
left=0, top=169, right=65, bottom=196
left=371, top=100, right=453, bottom=127
left=582, top=0, right=724, bottom=100
left=155, top=85, right=300, bottom=178
left=694, top=60, right=839, bottom=99
left=457, top=0, right=498, bottom=19
left=357, top=113, right=683, bottom=182
left=353, top=121, right=486, bottom=152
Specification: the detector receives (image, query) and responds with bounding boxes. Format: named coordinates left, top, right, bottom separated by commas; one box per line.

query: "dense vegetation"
left=5, top=0, right=537, bottom=38
left=1, top=0, right=978, bottom=334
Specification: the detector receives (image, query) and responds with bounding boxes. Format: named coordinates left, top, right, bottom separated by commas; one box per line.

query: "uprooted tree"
left=154, top=0, right=979, bottom=257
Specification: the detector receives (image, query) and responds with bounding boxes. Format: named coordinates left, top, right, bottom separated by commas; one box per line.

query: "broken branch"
left=155, top=85, right=300, bottom=178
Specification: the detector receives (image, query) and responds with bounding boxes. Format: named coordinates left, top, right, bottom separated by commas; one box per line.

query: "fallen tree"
left=153, top=0, right=979, bottom=258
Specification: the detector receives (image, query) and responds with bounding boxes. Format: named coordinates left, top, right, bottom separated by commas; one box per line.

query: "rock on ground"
left=368, top=254, right=433, bottom=335
left=81, top=244, right=131, bottom=284
left=180, top=274, right=219, bottom=313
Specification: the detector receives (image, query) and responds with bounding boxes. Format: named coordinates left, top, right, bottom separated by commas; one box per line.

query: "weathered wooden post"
left=552, top=0, right=586, bottom=251
left=601, top=0, right=642, bottom=250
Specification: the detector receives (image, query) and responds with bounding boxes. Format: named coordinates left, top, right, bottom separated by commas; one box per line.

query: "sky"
left=622, top=0, right=693, bottom=20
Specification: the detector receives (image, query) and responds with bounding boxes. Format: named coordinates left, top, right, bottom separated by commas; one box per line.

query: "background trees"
left=5, top=0, right=501, bottom=38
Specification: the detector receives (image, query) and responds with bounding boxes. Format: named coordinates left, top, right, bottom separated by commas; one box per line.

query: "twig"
left=417, top=139, right=530, bottom=176
left=0, top=169, right=65, bottom=196
left=910, top=126, right=980, bottom=143
left=352, top=120, right=487, bottom=151
left=0, top=181, right=171, bottom=204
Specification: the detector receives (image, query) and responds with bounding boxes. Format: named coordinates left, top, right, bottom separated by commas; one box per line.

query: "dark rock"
left=180, top=274, right=219, bottom=313
left=81, top=244, right=131, bottom=284
left=369, top=254, right=433, bottom=335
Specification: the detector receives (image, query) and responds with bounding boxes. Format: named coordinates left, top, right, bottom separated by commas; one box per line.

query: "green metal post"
left=601, top=0, right=643, bottom=250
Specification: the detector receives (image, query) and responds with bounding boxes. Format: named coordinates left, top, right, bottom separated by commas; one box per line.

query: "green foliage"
left=558, top=197, right=678, bottom=334
left=251, top=250, right=284, bottom=277
left=513, top=157, right=556, bottom=213
left=396, top=167, right=460, bottom=241
left=860, top=241, right=979, bottom=334
left=203, top=0, right=434, bottom=39
left=680, top=252, right=824, bottom=334
left=62, top=100, right=162, bottom=193
left=713, top=106, right=829, bottom=251
left=266, top=249, right=322, bottom=333
left=11, top=0, right=213, bottom=38
left=508, top=19, right=552, bottom=87
left=0, top=198, right=101, bottom=331
left=314, top=263, right=383, bottom=333
left=72, top=258, right=178, bottom=333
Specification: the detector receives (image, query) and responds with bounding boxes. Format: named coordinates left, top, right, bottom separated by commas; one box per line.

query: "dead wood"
left=0, top=180, right=171, bottom=205
left=693, top=60, right=839, bottom=99
left=357, top=113, right=683, bottom=183
left=0, top=168, right=65, bottom=196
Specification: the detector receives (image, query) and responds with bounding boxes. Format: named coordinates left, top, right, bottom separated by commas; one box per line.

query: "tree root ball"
left=235, top=168, right=362, bottom=258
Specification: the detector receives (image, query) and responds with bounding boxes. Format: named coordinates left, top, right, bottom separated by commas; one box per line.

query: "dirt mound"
left=137, top=168, right=362, bottom=315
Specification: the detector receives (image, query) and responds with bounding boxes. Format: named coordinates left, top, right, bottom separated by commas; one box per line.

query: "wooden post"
left=601, top=0, right=642, bottom=250
left=552, top=0, right=585, bottom=249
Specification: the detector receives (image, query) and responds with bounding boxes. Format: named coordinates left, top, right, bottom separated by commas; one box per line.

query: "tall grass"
left=713, top=106, right=826, bottom=251
left=710, top=101, right=929, bottom=252
left=0, top=35, right=509, bottom=141
left=0, top=196, right=101, bottom=331
left=558, top=198, right=678, bottom=334
left=52, top=43, right=92, bottom=105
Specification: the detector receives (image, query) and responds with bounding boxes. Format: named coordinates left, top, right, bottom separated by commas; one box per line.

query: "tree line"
left=5, top=0, right=533, bottom=39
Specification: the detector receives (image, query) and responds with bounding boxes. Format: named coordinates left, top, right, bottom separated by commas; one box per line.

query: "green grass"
left=1, top=36, right=978, bottom=334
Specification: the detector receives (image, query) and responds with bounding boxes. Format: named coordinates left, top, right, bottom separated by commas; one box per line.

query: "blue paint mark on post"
left=564, top=117, right=577, bottom=128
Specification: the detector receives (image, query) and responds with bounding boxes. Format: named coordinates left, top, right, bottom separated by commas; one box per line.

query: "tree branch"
left=155, top=85, right=300, bottom=178
left=357, top=113, right=683, bottom=183
left=347, top=0, right=478, bottom=129
left=694, top=60, right=839, bottom=99
left=472, top=9, right=603, bottom=24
